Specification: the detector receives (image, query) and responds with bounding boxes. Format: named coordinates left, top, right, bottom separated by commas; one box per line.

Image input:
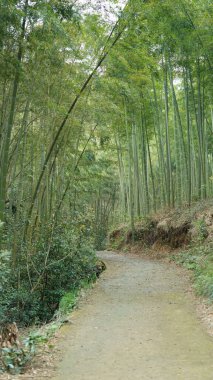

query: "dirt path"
left=53, top=251, right=213, bottom=380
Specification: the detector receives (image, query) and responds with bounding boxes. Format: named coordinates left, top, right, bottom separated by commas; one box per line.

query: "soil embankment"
left=109, top=201, right=213, bottom=250
left=52, top=251, right=213, bottom=380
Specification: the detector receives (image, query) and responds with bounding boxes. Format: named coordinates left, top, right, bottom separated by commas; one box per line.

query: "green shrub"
left=0, top=216, right=98, bottom=325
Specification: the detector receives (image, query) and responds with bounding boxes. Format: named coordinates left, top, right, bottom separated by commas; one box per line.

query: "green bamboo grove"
left=0, top=0, right=212, bottom=323
left=107, top=0, right=213, bottom=224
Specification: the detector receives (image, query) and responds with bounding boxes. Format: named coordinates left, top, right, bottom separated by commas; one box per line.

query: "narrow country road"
left=53, top=251, right=213, bottom=380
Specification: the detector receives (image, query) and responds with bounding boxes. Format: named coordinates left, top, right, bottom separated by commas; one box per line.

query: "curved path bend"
left=54, top=251, right=213, bottom=380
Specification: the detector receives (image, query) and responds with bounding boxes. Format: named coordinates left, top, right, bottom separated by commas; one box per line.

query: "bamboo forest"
left=0, top=0, right=213, bottom=377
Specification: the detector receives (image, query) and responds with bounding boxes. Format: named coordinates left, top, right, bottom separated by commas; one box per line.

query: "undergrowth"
left=0, top=215, right=98, bottom=326
left=171, top=242, right=213, bottom=302
left=0, top=274, right=97, bottom=375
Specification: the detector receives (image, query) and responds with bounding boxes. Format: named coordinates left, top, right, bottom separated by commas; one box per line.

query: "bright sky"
left=77, top=0, right=126, bottom=23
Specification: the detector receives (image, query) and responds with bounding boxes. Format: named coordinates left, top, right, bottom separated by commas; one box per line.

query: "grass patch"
left=58, top=276, right=96, bottom=316
left=59, top=290, right=79, bottom=315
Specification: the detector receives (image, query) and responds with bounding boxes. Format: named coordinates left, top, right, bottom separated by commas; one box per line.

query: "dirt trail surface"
left=53, top=251, right=213, bottom=380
